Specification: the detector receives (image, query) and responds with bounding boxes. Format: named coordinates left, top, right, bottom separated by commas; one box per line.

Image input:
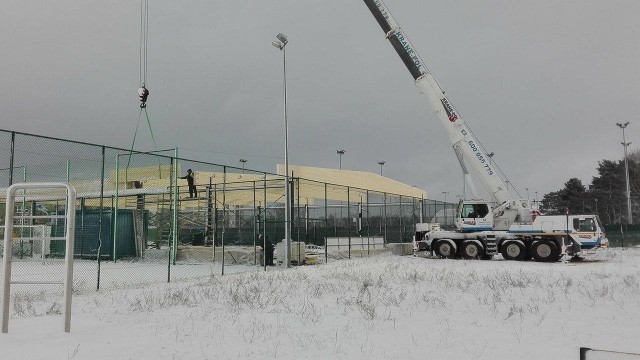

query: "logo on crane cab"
left=441, top=98, right=458, bottom=122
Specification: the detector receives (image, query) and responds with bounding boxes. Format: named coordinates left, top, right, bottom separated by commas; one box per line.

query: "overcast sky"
left=2, top=0, right=639, bottom=201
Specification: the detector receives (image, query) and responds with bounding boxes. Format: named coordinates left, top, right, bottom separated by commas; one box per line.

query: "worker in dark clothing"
left=138, top=85, right=150, bottom=108
left=265, top=236, right=274, bottom=266
left=180, top=169, right=197, bottom=198
left=259, top=234, right=274, bottom=266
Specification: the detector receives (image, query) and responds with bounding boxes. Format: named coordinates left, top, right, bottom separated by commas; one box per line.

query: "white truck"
left=362, top=0, right=608, bottom=261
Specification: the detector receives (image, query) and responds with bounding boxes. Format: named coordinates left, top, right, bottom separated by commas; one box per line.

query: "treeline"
left=541, top=150, right=640, bottom=225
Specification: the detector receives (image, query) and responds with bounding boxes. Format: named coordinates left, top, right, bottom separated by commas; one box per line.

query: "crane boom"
left=364, top=1, right=609, bottom=260
left=363, top=0, right=511, bottom=205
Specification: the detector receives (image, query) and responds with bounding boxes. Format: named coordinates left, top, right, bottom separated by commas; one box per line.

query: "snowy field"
left=2, top=248, right=640, bottom=359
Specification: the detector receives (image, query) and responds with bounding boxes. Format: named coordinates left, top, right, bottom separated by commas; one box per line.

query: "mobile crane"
left=362, top=0, right=607, bottom=261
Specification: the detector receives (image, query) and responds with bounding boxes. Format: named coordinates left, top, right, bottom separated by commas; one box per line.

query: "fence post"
left=213, top=183, right=217, bottom=263
left=221, top=166, right=226, bottom=275
left=412, top=197, right=416, bottom=228
left=263, top=174, right=267, bottom=271
left=297, top=177, right=301, bottom=265
left=324, top=183, right=328, bottom=264
left=172, top=149, right=179, bottom=266
left=253, top=181, right=257, bottom=266
left=19, top=167, right=27, bottom=259
left=97, top=146, right=105, bottom=290
left=80, top=197, right=85, bottom=259
left=304, top=201, right=309, bottom=246
left=167, top=157, right=174, bottom=282
left=8, top=131, right=15, bottom=186
left=366, top=190, right=370, bottom=256
left=206, top=180, right=212, bottom=246
left=347, top=186, right=351, bottom=259
left=383, top=192, right=387, bottom=247
left=113, top=154, right=119, bottom=262
left=420, top=195, right=424, bottom=223
left=400, top=195, right=403, bottom=255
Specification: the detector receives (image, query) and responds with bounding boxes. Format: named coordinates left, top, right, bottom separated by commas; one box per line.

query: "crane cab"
left=456, top=200, right=494, bottom=232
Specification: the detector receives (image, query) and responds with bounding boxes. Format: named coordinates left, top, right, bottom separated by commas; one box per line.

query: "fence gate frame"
left=2, top=182, right=76, bottom=333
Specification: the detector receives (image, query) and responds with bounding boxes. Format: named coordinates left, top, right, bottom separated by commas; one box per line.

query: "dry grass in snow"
left=1, top=248, right=640, bottom=359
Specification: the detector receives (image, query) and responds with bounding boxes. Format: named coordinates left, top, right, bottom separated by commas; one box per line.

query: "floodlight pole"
left=442, top=191, right=449, bottom=226
left=378, top=161, right=385, bottom=176
left=337, top=150, right=345, bottom=170
left=273, top=33, right=291, bottom=267
left=617, top=122, right=632, bottom=224
left=239, top=159, right=247, bottom=174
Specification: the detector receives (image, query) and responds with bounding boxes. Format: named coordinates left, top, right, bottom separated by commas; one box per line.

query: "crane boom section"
left=363, top=0, right=511, bottom=204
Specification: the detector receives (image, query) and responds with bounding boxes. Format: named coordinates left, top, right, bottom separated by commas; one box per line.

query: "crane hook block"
left=138, top=86, right=149, bottom=107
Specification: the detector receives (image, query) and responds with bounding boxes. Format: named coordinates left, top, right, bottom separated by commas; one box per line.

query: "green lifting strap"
left=144, top=107, right=163, bottom=179
left=143, top=107, right=159, bottom=154
left=126, top=106, right=162, bottom=184
left=125, top=107, right=144, bottom=184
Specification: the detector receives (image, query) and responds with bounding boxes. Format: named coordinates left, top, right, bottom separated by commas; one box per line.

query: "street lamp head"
left=617, top=122, right=630, bottom=129
left=272, top=41, right=283, bottom=50
left=239, top=159, right=247, bottom=164
left=276, top=33, right=288, bottom=44
left=378, top=161, right=385, bottom=166
left=337, top=150, right=345, bottom=155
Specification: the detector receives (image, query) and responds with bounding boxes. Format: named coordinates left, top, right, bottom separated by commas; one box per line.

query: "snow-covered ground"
left=1, top=248, right=640, bottom=359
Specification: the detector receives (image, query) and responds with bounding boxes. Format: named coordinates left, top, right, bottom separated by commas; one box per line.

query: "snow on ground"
left=1, top=248, right=640, bottom=360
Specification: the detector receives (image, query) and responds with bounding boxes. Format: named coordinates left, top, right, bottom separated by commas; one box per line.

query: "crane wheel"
left=435, top=240, right=456, bottom=259
left=531, top=241, right=559, bottom=262
left=501, top=241, right=525, bottom=261
left=461, top=241, right=482, bottom=260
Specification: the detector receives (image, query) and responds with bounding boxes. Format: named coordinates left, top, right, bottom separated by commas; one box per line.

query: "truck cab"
left=509, top=214, right=608, bottom=252
left=456, top=201, right=493, bottom=232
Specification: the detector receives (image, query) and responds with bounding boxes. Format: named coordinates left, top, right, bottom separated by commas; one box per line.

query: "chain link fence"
left=0, top=129, right=455, bottom=294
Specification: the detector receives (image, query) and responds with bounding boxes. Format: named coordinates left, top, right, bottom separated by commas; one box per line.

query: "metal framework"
left=2, top=182, right=76, bottom=333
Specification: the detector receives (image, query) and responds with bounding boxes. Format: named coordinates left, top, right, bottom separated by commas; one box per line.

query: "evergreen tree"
left=541, top=149, right=639, bottom=224
left=541, top=178, right=586, bottom=215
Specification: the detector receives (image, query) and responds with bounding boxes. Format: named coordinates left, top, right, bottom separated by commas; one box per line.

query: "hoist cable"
left=139, top=0, right=144, bottom=85
left=126, top=0, right=161, bottom=180
left=139, top=0, right=149, bottom=86
left=143, top=0, right=149, bottom=84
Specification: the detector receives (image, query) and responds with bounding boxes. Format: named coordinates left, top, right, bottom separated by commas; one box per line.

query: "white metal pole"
left=617, top=122, right=633, bottom=224
left=63, top=183, right=76, bottom=333
left=283, top=45, right=291, bottom=268
left=273, top=34, right=291, bottom=267
left=2, top=183, right=76, bottom=333
left=2, top=190, right=16, bottom=333
left=623, top=128, right=632, bottom=224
